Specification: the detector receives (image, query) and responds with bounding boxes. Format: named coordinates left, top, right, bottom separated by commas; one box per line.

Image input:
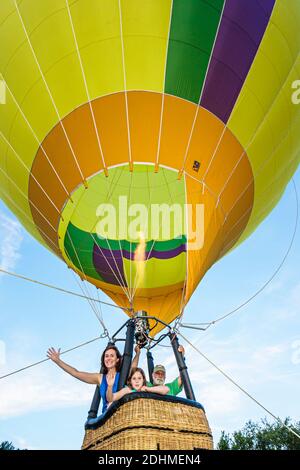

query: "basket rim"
left=85, top=392, right=206, bottom=430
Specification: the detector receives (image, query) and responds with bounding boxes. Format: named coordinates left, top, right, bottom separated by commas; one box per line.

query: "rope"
left=173, top=171, right=189, bottom=329
left=65, top=0, right=107, bottom=173
left=0, top=334, right=107, bottom=381
left=69, top=270, right=108, bottom=333
left=0, top=80, right=70, bottom=204
left=63, top=213, right=105, bottom=323
left=173, top=174, right=189, bottom=329
left=14, top=0, right=87, bottom=187
left=206, top=51, right=300, bottom=200
left=178, top=331, right=300, bottom=442
left=128, top=168, right=134, bottom=297
left=85, top=167, right=133, bottom=300
left=183, top=172, right=227, bottom=220
left=130, top=166, right=157, bottom=298
left=131, top=168, right=179, bottom=299
left=179, top=0, right=227, bottom=174
left=64, top=231, right=109, bottom=323
left=118, top=0, right=133, bottom=169
left=90, top=232, right=131, bottom=301
left=178, top=178, right=298, bottom=330
left=218, top=121, right=300, bottom=247
left=0, top=267, right=130, bottom=311
left=173, top=278, right=187, bottom=332
left=0, top=167, right=114, bottom=327
left=155, top=0, right=174, bottom=170
left=3, top=3, right=132, bottom=323
left=0, top=164, right=57, bottom=233
left=0, top=181, right=58, bottom=252
left=96, top=286, right=104, bottom=325
left=4, top=3, right=134, bottom=304
left=4, top=5, right=132, bottom=305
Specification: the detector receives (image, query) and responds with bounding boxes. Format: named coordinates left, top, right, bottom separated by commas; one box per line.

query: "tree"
left=0, top=441, right=19, bottom=450
left=217, top=417, right=300, bottom=450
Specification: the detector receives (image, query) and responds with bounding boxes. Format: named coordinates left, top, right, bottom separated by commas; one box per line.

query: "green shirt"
left=147, top=377, right=183, bottom=396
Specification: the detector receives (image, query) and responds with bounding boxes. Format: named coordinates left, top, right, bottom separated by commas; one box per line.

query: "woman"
left=47, top=344, right=140, bottom=414
left=106, top=367, right=169, bottom=403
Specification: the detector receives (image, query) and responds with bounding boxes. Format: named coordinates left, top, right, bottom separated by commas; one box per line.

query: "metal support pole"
left=87, top=384, right=101, bottom=420
left=117, top=320, right=135, bottom=391
left=169, top=333, right=196, bottom=401
left=147, top=350, right=154, bottom=384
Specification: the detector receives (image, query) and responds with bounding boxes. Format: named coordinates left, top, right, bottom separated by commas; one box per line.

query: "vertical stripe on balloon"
left=165, top=0, right=224, bottom=104
left=200, top=0, right=275, bottom=123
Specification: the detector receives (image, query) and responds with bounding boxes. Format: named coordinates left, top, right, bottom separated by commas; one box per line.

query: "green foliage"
left=0, top=441, right=18, bottom=450
left=217, top=417, right=300, bottom=450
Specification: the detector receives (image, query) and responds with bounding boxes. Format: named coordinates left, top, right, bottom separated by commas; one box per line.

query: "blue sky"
left=0, top=169, right=300, bottom=450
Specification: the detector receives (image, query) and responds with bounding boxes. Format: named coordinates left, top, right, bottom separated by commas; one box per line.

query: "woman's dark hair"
left=127, top=367, right=146, bottom=389
left=100, top=345, right=122, bottom=374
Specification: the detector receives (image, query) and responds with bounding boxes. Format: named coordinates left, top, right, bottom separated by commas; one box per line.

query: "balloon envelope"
left=0, top=0, right=300, bottom=333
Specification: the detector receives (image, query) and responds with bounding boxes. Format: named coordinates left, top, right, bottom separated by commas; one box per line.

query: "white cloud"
left=0, top=211, right=23, bottom=273
left=0, top=343, right=96, bottom=419
left=290, top=282, right=300, bottom=306
left=0, top=367, right=93, bottom=419
left=0, top=322, right=298, bottom=440
left=200, top=382, right=242, bottom=416
left=264, top=279, right=284, bottom=295
left=1, top=333, right=292, bottom=424
left=251, top=344, right=286, bottom=364
left=13, top=436, right=39, bottom=451
left=0, top=340, right=5, bottom=367
left=172, top=329, right=300, bottom=432
left=260, top=279, right=300, bottom=322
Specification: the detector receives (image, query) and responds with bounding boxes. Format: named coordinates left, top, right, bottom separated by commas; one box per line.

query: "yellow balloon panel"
left=0, top=0, right=299, bottom=332
left=0, top=138, right=10, bottom=196
left=239, top=101, right=300, bottom=245
left=16, top=4, right=87, bottom=118
left=228, top=0, right=300, bottom=248
left=0, top=1, right=14, bottom=24
left=1, top=143, right=46, bottom=246
left=68, top=0, right=124, bottom=99
left=0, top=9, right=24, bottom=72
left=122, top=0, right=172, bottom=91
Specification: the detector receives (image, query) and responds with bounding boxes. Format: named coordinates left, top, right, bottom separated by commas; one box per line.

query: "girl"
left=106, top=367, right=169, bottom=403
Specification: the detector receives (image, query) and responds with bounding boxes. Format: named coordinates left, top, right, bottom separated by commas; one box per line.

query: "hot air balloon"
left=1, top=0, right=299, bottom=450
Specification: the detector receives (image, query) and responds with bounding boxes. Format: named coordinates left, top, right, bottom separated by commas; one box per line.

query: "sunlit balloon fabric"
left=1, top=0, right=300, bottom=333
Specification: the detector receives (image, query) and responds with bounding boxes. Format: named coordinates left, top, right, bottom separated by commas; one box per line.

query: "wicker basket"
left=82, top=394, right=213, bottom=450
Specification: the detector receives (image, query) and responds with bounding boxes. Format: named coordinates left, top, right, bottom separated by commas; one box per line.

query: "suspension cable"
left=0, top=267, right=130, bottom=311
left=14, top=0, right=87, bottom=187
left=178, top=178, right=299, bottom=331
left=69, top=270, right=108, bottom=334
left=64, top=233, right=109, bottom=324
left=0, top=334, right=107, bottom=381
left=178, top=331, right=300, bottom=441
